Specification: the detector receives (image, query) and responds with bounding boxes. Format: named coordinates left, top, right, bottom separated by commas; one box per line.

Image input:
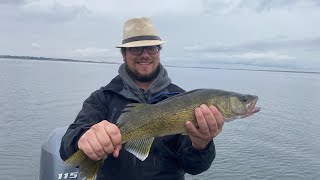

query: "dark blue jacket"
left=60, top=76, right=216, bottom=180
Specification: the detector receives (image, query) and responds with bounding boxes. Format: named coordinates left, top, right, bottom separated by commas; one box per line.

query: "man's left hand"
left=185, top=104, right=224, bottom=150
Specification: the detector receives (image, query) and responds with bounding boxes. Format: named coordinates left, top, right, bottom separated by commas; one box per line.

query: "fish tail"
left=65, top=150, right=100, bottom=179
left=65, top=150, right=87, bottom=166
left=79, top=156, right=100, bottom=180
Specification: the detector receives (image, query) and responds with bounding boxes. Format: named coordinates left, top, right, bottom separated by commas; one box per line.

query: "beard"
left=125, top=64, right=161, bottom=83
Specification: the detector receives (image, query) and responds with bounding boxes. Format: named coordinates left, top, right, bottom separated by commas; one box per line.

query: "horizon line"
left=1, top=55, right=319, bottom=75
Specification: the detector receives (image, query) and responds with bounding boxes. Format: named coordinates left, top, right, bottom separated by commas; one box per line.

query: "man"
left=60, top=17, right=224, bottom=180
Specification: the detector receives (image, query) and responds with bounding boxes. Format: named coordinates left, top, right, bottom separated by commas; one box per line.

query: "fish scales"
left=64, top=89, right=261, bottom=179
left=119, top=89, right=211, bottom=142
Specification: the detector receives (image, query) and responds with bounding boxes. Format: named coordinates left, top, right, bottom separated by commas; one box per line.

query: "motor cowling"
left=39, top=127, right=82, bottom=180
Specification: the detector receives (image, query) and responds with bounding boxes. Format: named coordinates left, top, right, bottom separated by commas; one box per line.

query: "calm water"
left=0, top=59, right=319, bottom=180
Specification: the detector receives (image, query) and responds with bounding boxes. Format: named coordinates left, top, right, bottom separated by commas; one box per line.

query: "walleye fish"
left=65, top=89, right=261, bottom=179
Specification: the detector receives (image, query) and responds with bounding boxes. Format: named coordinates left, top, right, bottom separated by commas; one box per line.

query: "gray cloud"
left=180, top=37, right=320, bottom=70
left=184, top=37, right=320, bottom=53
left=0, top=1, right=89, bottom=23
left=0, top=0, right=26, bottom=5
left=201, top=0, right=320, bottom=15
left=314, top=0, right=320, bottom=6
left=240, top=0, right=299, bottom=12
left=1, top=0, right=319, bottom=71
left=25, top=3, right=89, bottom=23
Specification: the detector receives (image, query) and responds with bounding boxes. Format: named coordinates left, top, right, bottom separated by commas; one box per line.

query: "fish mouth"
left=245, top=96, right=261, bottom=117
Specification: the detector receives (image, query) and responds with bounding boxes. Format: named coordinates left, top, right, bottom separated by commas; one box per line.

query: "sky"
left=1, top=0, right=320, bottom=71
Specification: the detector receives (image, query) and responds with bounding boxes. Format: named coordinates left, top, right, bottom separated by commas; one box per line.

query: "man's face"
left=122, top=46, right=161, bottom=82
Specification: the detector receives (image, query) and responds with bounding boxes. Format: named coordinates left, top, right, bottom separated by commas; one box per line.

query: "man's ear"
left=121, top=49, right=126, bottom=63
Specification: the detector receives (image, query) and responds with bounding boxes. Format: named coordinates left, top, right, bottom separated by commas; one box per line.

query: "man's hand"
left=185, top=104, right=224, bottom=150
left=77, top=120, right=122, bottom=161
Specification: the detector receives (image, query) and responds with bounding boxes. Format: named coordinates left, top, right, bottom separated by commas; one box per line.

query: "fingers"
left=104, top=123, right=122, bottom=151
left=89, top=122, right=110, bottom=159
left=186, top=104, right=225, bottom=150
left=78, top=134, right=101, bottom=160
left=185, top=121, right=198, bottom=134
left=197, top=105, right=224, bottom=134
left=209, top=105, right=224, bottom=131
left=77, top=120, right=121, bottom=160
left=197, top=105, right=214, bottom=133
left=112, top=144, right=122, bottom=158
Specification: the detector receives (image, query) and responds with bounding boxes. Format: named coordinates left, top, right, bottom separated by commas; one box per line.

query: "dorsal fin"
left=155, top=89, right=200, bottom=104
left=117, top=103, right=151, bottom=126
left=122, top=103, right=148, bottom=113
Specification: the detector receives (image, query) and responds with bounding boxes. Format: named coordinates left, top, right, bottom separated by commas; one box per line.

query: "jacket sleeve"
left=177, top=136, right=216, bottom=175
left=59, top=90, right=109, bottom=161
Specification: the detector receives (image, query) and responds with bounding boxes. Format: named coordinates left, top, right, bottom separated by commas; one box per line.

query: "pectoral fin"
left=124, top=137, right=154, bottom=161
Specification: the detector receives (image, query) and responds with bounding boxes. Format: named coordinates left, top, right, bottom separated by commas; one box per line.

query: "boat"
left=39, top=127, right=82, bottom=180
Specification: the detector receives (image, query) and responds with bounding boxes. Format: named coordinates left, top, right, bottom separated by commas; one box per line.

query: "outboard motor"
left=39, top=127, right=82, bottom=180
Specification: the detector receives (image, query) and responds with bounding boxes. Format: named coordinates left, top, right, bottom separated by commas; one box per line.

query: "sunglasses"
left=128, top=46, right=160, bottom=56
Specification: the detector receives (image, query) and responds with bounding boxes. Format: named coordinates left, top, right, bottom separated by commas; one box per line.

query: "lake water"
left=0, top=59, right=320, bottom=180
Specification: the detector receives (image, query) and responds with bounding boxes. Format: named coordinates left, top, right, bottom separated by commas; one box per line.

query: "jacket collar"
left=101, top=63, right=172, bottom=103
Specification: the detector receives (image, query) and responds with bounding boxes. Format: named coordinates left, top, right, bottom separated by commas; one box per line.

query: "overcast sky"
left=1, top=0, right=320, bottom=70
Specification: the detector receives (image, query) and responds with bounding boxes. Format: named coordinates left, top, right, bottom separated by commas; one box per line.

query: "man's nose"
left=140, top=48, right=150, bottom=57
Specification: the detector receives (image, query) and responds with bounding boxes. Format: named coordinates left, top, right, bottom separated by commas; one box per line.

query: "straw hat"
left=117, top=17, right=166, bottom=48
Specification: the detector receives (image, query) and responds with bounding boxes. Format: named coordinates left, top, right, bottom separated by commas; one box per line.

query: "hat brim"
left=116, top=40, right=166, bottom=48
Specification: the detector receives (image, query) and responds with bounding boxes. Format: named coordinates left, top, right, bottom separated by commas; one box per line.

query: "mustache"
left=134, top=57, right=152, bottom=63
left=125, top=64, right=161, bottom=83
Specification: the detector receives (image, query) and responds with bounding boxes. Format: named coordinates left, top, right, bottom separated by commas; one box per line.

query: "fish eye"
left=240, top=95, right=249, bottom=102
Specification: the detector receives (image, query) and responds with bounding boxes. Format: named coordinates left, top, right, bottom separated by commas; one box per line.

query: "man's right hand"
left=77, top=120, right=122, bottom=161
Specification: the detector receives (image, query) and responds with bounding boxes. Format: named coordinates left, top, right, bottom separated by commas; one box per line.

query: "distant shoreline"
left=165, top=65, right=320, bottom=75
left=0, top=55, right=120, bottom=65
left=1, top=55, right=320, bottom=75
